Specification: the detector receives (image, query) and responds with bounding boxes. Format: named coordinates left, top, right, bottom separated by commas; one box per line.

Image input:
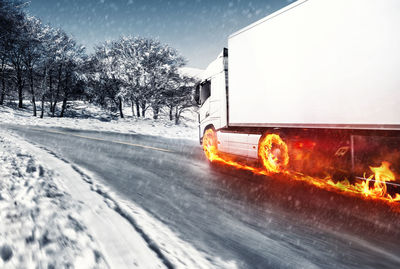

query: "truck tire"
left=203, top=128, right=218, bottom=161
left=258, top=133, right=289, bottom=173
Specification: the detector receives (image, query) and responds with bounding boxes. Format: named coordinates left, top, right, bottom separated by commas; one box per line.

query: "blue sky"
left=27, top=0, right=294, bottom=68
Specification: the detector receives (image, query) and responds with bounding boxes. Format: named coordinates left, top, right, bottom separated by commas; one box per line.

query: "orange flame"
left=259, top=134, right=289, bottom=173
left=203, top=129, right=218, bottom=161
left=355, top=162, right=399, bottom=201
left=203, top=130, right=400, bottom=206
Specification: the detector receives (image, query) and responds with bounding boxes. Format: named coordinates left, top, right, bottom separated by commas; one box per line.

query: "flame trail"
left=202, top=130, right=400, bottom=205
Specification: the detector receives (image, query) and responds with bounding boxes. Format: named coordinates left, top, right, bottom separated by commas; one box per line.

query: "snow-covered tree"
left=164, top=74, right=197, bottom=124
left=87, top=41, right=126, bottom=118
left=1, top=1, right=196, bottom=122
left=36, top=25, right=61, bottom=118
left=49, top=30, right=83, bottom=116
left=6, top=10, right=28, bottom=108
left=59, top=42, right=86, bottom=117
left=110, top=36, right=142, bottom=117
left=111, top=36, right=186, bottom=119
left=0, top=0, right=25, bottom=105
left=21, top=16, right=45, bottom=116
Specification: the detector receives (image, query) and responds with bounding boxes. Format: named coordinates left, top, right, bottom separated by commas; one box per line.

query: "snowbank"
left=0, top=101, right=198, bottom=140
left=0, top=134, right=108, bottom=268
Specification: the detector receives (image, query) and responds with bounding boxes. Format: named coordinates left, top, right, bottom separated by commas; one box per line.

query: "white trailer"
left=197, top=0, right=400, bottom=176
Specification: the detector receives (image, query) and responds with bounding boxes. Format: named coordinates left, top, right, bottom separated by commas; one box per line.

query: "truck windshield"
left=200, top=80, right=211, bottom=105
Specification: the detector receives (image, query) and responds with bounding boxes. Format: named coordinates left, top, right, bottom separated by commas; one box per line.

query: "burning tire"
left=258, top=133, right=289, bottom=173
left=203, top=128, right=218, bottom=161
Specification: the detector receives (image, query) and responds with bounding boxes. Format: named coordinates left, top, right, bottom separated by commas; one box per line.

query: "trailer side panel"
left=228, top=0, right=400, bottom=129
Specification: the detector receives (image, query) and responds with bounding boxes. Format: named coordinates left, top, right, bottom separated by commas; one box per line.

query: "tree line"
left=0, top=0, right=197, bottom=124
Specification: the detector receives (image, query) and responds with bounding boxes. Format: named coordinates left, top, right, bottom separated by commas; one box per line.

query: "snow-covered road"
left=3, top=124, right=400, bottom=269
left=0, top=127, right=235, bottom=268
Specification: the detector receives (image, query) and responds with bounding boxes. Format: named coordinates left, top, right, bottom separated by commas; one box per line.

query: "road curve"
left=4, top=124, right=400, bottom=269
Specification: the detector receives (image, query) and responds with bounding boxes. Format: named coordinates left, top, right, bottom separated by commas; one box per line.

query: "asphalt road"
left=4, top=124, right=400, bottom=269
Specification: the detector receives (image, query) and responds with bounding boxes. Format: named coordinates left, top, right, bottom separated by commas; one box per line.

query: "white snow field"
left=0, top=130, right=236, bottom=269
left=0, top=101, right=198, bottom=140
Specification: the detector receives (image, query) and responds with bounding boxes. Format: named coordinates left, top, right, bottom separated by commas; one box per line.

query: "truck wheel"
left=203, top=128, right=218, bottom=161
left=258, top=133, right=289, bottom=173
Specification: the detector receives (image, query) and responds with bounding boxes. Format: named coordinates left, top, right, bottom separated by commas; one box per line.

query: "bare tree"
left=8, top=19, right=27, bottom=108
left=36, top=25, right=60, bottom=118
left=60, top=45, right=86, bottom=117
left=164, top=74, right=197, bottom=124
left=21, top=17, right=45, bottom=116
left=111, top=36, right=186, bottom=119
left=0, top=0, right=25, bottom=105
left=87, top=41, right=125, bottom=118
left=1, top=2, right=195, bottom=123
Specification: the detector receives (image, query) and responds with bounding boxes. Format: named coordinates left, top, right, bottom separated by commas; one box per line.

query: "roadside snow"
left=0, top=133, right=108, bottom=268
left=0, top=129, right=236, bottom=269
left=0, top=101, right=198, bottom=140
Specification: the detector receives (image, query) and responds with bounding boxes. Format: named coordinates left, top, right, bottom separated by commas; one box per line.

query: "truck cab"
left=197, top=48, right=228, bottom=144
left=197, top=48, right=263, bottom=161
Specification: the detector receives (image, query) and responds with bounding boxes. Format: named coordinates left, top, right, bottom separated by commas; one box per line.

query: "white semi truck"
left=196, top=0, right=400, bottom=178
